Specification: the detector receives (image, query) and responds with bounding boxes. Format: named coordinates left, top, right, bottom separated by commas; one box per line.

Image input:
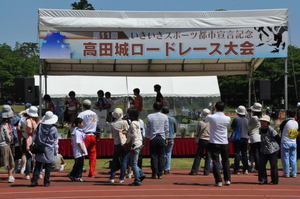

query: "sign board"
left=39, top=26, right=288, bottom=59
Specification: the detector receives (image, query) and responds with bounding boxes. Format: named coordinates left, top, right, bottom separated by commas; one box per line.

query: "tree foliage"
left=0, top=42, right=39, bottom=99
left=218, top=45, right=300, bottom=108
left=71, top=0, right=95, bottom=10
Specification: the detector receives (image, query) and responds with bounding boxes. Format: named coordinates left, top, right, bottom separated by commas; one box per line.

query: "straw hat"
left=41, top=111, right=58, bottom=125
left=259, top=115, right=271, bottom=123
left=236, top=105, right=246, bottom=115
left=251, top=102, right=262, bottom=112
left=1, top=105, right=14, bottom=118
left=112, top=108, right=123, bottom=119
left=200, top=108, right=211, bottom=118
left=26, top=106, right=39, bottom=118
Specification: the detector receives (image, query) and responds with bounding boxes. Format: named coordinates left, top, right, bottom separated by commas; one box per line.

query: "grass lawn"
left=61, top=157, right=297, bottom=171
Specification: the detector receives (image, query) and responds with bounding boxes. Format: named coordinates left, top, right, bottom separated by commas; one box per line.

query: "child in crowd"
left=68, top=118, right=88, bottom=182
left=258, top=115, right=280, bottom=185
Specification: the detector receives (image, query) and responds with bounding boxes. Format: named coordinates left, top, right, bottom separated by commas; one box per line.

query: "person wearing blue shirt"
left=162, top=106, right=177, bottom=175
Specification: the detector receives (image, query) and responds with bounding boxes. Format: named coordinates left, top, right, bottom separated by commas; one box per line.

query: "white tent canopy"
left=38, top=8, right=289, bottom=108
left=34, top=75, right=220, bottom=98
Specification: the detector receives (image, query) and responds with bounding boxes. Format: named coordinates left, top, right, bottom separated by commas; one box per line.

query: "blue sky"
left=0, top=0, right=299, bottom=47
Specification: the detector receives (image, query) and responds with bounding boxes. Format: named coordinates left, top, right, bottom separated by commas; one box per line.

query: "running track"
left=1, top=169, right=300, bottom=199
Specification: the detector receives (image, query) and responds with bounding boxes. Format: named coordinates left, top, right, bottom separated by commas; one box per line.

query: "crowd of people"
left=189, top=102, right=299, bottom=186
left=0, top=84, right=299, bottom=187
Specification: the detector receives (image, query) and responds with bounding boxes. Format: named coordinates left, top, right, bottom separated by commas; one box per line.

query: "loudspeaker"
left=15, top=77, right=36, bottom=103
left=256, top=80, right=271, bottom=100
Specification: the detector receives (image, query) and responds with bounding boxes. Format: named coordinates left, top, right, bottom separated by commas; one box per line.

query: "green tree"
left=218, top=45, right=300, bottom=108
left=0, top=42, right=39, bottom=100
left=71, top=0, right=95, bottom=10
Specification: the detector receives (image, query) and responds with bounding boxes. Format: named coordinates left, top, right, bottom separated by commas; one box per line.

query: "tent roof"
left=39, top=9, right=288, bottom=29
left=34, top=75, right=220, bottom=98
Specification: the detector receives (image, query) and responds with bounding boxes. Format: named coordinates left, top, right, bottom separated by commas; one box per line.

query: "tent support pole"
left=248, top=64, right=253, bottom=108
left=285, top=58, right=288, bottom=111
left=39, top=60, right=44, bottom=117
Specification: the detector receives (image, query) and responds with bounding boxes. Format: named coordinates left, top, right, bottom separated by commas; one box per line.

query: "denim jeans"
left=110, top=145, right=123, bottom=180
left=164, top=140, right=174, bottom=171
left=191, top=139, right=211, bottom=175
left=130, top=147, right=144, bottom=183
left=233, top=138, right=249, bottom=173
left=281, top=143, right=297, bottom=177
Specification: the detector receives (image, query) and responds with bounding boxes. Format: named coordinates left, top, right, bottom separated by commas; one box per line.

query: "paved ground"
left=0, top=169, right=300, bottom=199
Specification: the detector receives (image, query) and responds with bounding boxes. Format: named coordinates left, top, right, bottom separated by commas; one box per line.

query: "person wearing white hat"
left=78, top=99, right=98, bottom=177
left=23, top=106, right=40, bottom=180
left=230, top=105, right=249, bottom=174
left=248, top=102, right=262, bottom=173
left=0, top=105, right=15, bottom=183
left=31, top=111, right=58, bottom=187
left=189, top=108, right=211, bottom=176
left=258, top=115, right=280, bottom=185
left=109, top=108, right=129, bottom=183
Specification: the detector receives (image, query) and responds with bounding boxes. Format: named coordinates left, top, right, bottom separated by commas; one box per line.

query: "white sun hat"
left=236, top=105, right=246, bottom=115
left=259, top=115, right=271, bottom=123
left=1, top=105, right=14, bottom=118
left=26, top=106, right=39, bottom=118
left=251, top=102, right=262, bottom=112
left=112, top=108, right=123, bottom=119
left=41, top=111, right=58, bottom=125
left=200, top=108, right=211, bottom=118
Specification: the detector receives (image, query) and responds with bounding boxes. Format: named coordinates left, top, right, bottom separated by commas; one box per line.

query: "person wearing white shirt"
left=68, top=118, right=88, bottom=182
left=78, top=99, right=98, bottom=177
left=280, top=110, right=299, bottom=178
left=206, top=101, right=231, bottom=187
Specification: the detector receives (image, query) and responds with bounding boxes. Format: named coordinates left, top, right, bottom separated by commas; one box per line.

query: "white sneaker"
left=25, top=175, right=30, bottom=180
left=109, top=179, right=115, bottom=183
left=244, top=170, right=249, bottom=175
left=127, top=172, right=133, bottom=179
left=119, top=180, right=124, bottom=183
left=39, top=174, right=43, bottom=179
left=225, top=181, right=231, bottom=185
left=20, top=167, right=25, bottom=174
left=8, top=176, right=15, bottom=183
left=216, top=182, right=222, bottom=187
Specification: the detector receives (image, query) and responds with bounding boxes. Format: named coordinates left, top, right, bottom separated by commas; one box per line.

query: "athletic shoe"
left=127, top=172, right=133, bottom=179
left=129, top=181, right=141, bottom=186
left=67, top=174, right=75, bottom=182
left=20, top=167, right=25, bottom=174
left=291, top=175, right=297, bottom=178
left=109, top=179, right=115, bottom=183
left=269, top=181, right=278, bottom=185
left=30, top=182, right=38, bottom=187
left=119, top=179, right=124, bottom=183
left=225, top=181, right=231, bottom=185
left=215, top=182, right=222, bottom=187
left=8, top=176, right=15, bottom=183
left=140, top=175, right=146, bottom=182
left=25, top=175, right=30, bottom=180
left=74, top=178, right=84, bottom=182
left=258, top=180, right=267, bottom=185
left=244, top=170, right=249, bottom=175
